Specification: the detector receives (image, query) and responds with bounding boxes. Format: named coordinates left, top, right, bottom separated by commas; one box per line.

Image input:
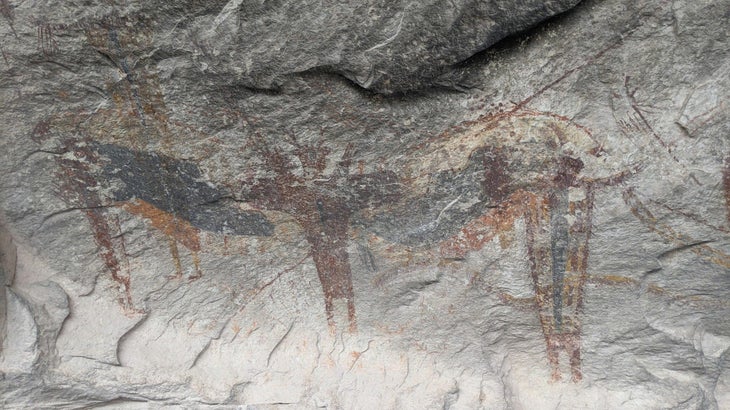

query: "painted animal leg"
left=170, top=216, right=203, bottom=280
left=122, top=199, right=203, bottom=280
left=566, top=331, right=583, bottom=382
left=189, top=251, right=202, bottom=280
left=167, top=237, right=184, bottom=279
left=543, top=331, right=582, bottom=382
left=84, top=209, right=135, bottom=311
left=525, top=192, right=571, bottom=380
left=544, top=331, right=564, bottom=382
left=296, top=198, right=357, bottom=333
left=310, top=241, right=357, bottom=333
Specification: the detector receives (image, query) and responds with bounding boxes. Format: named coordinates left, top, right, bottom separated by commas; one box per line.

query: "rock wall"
left=1, top=0, right=729, bottom=408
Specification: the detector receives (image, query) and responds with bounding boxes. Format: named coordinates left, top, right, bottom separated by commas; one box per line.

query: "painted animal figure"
left=240, top=138, right=401, bottom=331
left=395, top=109, right=632, bottom=381
left=30, top=13, right=402, bottom=330
left=34, top=131, right=273, bottom=312
left=29, top=14, right=273, bottom=313
left=439, top=162, right=594, bottom=382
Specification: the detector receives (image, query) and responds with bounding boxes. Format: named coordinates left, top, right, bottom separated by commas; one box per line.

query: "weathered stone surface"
left=182, top=0, right=582, bottom=93
left=1, top=0, right=730, bottom=408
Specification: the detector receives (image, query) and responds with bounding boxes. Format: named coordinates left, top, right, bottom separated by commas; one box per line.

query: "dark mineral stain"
left=549, top=190, right=569, bottom=331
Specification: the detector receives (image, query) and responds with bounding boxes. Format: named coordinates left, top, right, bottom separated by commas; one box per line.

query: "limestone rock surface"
left=1, top=0, right=730, bottom=408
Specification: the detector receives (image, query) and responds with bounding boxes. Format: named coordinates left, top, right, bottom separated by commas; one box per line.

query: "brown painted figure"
left=32, top=14, right=401, bottom=331
left=240, top=139, right=400, bottom=331
left=406, top=109, right=632, bottom=382
left=523, top=157, right=593, bottom=383
left=31, top=16, right=272, bottom=312
left=31, top=133, right=274, bottom=313
left=438, top=151, right=594, bottom=382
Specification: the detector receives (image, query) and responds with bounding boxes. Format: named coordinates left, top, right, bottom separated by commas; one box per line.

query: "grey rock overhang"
left=187, top=0, right=583, bottom=93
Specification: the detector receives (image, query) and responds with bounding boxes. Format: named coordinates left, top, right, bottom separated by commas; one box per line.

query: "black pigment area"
left=94, top=143, right=274, bottom=236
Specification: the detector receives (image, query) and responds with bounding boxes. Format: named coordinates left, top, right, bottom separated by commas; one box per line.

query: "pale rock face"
left=1, top=0, right=730, bottom=408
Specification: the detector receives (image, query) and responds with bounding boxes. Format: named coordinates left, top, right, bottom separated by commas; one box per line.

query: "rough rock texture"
left=1, top=0, right=730, bottom=408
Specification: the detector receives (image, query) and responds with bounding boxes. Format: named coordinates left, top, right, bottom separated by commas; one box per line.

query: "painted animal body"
left=398, top=110, right=630, bottom=382
left=437, top=153, right=595, bottom=382
left=50, top=137, right=273, bottom=312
